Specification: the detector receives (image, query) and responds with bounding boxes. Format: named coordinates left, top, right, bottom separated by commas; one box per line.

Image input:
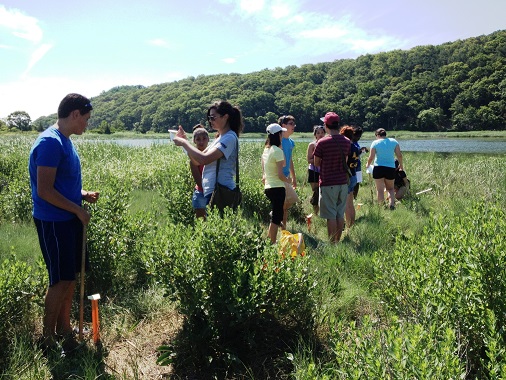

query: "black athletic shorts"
left=373, top=165, right=396, bottom=180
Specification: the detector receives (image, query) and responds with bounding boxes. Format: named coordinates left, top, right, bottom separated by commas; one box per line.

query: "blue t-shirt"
left=29, top=126, right=82, bottom=221
left=370, top=138, right=399, bottom=168
left=281, top=137, right=295, bottom=178
left=202, top=130, right=238, bottom=197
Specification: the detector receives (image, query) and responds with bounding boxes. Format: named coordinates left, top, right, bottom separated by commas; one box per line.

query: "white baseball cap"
left=266, top=123, right=287, bottom=134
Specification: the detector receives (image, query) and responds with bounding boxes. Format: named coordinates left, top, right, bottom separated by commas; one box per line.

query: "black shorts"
left=34, top=217, right=88, bottom=286
left=373, top=165, right=396, bottom=180
left=265, top=187, right=285, bottom=225
left=307, top=168, right=320, bottom=183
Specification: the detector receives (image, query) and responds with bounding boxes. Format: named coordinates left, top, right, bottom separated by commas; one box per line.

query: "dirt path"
left=103, top=310, right=183, bottom=379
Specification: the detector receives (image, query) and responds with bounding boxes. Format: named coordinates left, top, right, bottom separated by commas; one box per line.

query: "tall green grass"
left=0, top=134, right=505, bottom=378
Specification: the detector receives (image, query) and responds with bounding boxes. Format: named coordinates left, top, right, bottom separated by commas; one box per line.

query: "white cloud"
left=349, top=38, right=390, bottom=52
left=222, top=58, right=236, bottom=64
left=0, top=5, right=43, bottom=43
left=219, top=0, right=407, bottom=63
left=0, top=68, right=192, bottom=119
left=148, top=38, right=171, bottom=48
left=22, top=43, right=53, bottom=78
left=299, top=25, right=349, bottom=40
left=240, top=0, right=264, bottom=14
left=271, top=3, right=290, bottom=19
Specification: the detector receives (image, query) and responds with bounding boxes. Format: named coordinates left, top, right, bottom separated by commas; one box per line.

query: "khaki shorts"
left=284, top=182, right=299, bottom=208
left=319, top=184, right=348, bottom=219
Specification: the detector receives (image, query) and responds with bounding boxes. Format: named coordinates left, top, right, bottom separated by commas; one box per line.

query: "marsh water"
left=97, top=138, right=506, bottom=154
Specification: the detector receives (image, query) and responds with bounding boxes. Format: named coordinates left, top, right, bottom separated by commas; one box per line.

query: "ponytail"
left=209, top=100, right=244, bottom=136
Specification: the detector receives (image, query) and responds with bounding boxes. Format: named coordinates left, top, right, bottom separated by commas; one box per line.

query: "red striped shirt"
left=313, top=135, right=351, bottom=186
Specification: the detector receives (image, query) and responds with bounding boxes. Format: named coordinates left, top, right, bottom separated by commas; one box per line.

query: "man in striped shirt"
left=313, top=112, right=350, bottom=243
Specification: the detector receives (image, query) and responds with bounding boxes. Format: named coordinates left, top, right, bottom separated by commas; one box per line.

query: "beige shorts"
left=319, top=184, right=348, bottom=219
left=284, top=182, right=299, bottom=208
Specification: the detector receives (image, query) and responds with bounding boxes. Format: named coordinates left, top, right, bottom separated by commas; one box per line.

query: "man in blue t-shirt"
left=278, top=115, right=299, bottom=228
left=29, top=93, right=100, bottom=353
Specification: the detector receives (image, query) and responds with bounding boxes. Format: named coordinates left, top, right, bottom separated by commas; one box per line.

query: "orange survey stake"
left=87, top=294, right=101, bottom=344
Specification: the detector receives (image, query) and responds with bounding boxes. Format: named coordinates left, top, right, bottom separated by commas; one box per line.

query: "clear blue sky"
left=1, top=0, right=505, bottom=120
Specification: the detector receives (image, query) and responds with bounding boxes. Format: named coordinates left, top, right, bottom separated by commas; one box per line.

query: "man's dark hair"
left=58, top=93, right=93, bottom=118
left=278, top=115, right=295, bottom=125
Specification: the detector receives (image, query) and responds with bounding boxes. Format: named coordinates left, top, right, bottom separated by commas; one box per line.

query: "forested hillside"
left=33, top=30, right=506, bottom=133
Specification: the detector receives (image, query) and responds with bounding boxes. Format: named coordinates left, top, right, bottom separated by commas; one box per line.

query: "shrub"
left=325, top=316, right=464, bottom=379
left=86, top=178, right=159, bottom=293
left=373, top=201, right=506, bottom=375
left=0, top=256, right=45, bottom=368
left=153, top=209, right=317, bottom=375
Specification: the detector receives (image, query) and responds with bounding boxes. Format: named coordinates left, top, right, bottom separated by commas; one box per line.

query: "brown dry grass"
left=102, top=309, right=183, bottom=379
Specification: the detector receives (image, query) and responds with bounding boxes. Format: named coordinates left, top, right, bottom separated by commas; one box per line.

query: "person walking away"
left=351, top=125, right=368, bottom=200
left=29, top=93, right=100, bottom=353
left=189, top=125, right=210, bottom=218
left=306, top=125, right=325, bottom=215
left=173, top=100, right=243, bottom=212
left=261, top=124, right=291, bottom=243
left=365, top=128, right=403, bottom=210
left=278, top=115, right=299, bottom=229
left=313, top=112, right=350, bottom=244
left=340, top=125, right=360, bottom=228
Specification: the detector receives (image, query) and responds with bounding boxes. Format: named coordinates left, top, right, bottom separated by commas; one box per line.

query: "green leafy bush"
left=373, top=201, right=506, bottom=375
left=0, top=138, right=32, bottom=223
left=323, top=316, right=464, bottom=379
left=86, top=178, right=159, bottom=293
left=0, top=177, right=32, bottom=223
left=0, top=256, right=45, bottom=367
left=153, top=209, right=317, bottom=373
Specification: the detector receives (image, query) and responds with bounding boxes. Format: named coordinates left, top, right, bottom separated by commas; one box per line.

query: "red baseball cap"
left=320, top=112, right=340, bottom=126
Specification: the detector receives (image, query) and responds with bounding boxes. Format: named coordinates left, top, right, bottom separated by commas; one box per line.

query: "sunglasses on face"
left=207, top=114, right=223, bottom=121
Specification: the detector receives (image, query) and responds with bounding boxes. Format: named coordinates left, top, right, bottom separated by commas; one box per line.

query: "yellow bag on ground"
left=279, top=230, right=306, bottom=258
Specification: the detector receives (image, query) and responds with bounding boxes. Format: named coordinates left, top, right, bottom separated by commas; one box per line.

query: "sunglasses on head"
left=80, top=102, right=93, bottom=113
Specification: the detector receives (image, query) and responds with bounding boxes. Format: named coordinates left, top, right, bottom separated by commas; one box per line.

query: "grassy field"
left=0, top=134, right=505, bottom=379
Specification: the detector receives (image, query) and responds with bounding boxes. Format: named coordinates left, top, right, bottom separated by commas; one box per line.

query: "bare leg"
left=345, top=192, right=355, bottom=228
left=385, top=179, right=395, bottom=208
left=327, top=217, right=345, bottom=243
left=310, top=183, right=319, bottom=215
left=44, top=280, right=75, bottom=341
left=268, top=222, right=279, bottom=244
left=56, top=280, right=76, bottom=336
left=375, top=178, right=386, bottom=204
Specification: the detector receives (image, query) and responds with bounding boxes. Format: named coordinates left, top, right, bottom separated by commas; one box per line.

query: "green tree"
left=418, top=108, right=446, bottom=131
left=7, top=111, right=32, bottom=131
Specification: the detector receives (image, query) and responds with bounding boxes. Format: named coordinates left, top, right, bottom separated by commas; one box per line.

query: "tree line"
left=4, top=29, right=505, bottom=134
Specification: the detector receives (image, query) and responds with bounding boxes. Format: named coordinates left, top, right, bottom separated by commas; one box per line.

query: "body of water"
left=94, top=138, right=506, bottom=154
